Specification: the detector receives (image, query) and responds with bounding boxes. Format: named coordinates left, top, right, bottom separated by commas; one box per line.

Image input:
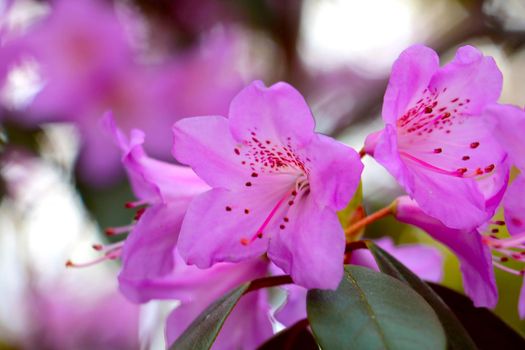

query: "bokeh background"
left=0, top=0, right=524, bottom=348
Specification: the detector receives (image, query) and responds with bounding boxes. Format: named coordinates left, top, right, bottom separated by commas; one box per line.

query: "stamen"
left=65, top=248, right=121, bottom=268
left=124, top=199, right=148, bottom=209
left=105, top=224, right=134, bottom=236
left=488, top=232, right=525, bottom=249
left=240, top=190, right=294, bottom=245
left=492, top=260, right=523, bottom=276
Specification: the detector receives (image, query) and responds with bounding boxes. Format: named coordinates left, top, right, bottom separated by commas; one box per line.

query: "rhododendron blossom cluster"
left=49, top=44, right=525, bottom=348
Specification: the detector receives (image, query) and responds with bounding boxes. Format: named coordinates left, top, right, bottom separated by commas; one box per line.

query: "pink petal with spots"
left=382, top=45, right=439, bottom=124
left=268, top=197, right=345, bottom=290
left=372, top=44, right=508, bottom=229
left=396, top=196, right=498, bottom=308
left=172, top=116, right=248, bottom=190
left=229, top=81, right=316, bottom=148
left=429, top=46, right=502, bottom=115
left=503, top=175, right=525, bottom=236
left=304, top=134, right=363, bottom=210
left=177, top=186, right=293, bottom=267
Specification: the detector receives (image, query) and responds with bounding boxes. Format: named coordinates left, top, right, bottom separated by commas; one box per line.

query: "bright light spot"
left=300, top=0, right=415, bottom=73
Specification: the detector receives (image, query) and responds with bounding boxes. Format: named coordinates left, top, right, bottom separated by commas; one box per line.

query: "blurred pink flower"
left=26, top=287, right=139, bottom=350
left=173, top=81, right=363, bottom=289
left=365, top=45, right=509, bottom=230
left=2, top=0, right=246, bottom=186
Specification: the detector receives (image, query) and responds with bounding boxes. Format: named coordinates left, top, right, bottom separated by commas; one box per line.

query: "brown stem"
left=344, top=204, right=394, bottom=237
left=245, top=274, right=293, bottom=294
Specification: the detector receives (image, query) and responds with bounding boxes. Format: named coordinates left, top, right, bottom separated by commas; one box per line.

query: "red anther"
left=105, top=228, right=116, bottom=236
left=65, top=260, right=73, bottom=268
left=240, top=238, right=250, bottom=246
left=92, top=244, right=103, bottom=251
left=134, top=207, right=146, bottom=220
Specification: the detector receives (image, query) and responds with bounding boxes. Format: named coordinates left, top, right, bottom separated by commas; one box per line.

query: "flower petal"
left=382, top=45, right=439, bottom=124
left=429, top=45, right=502, bottom=115
left=274, top=284, right=307, bottom=327
left=503, top=175, right=525, bottom=236
left=213, top=290, right=273, bottom=350
left=396, top=196, right=498, bottom=307
left=118, top=202, right=188, bottom=302
left=178, top=187, right=289, bottom=268
left=172, top=115, right=247, bottom=190
left=374, top=124, right=489, bottom=229
left=229, top=81, right=316, bottom=148
left=104, top=113, right=209, bottom=203
left=305, top=134, right=363, bottom=210
left=484, top=103, right=525, bottom=171
left=268, top=197, right=345, bottom=290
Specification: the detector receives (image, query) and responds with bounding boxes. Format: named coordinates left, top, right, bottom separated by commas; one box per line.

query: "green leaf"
left=307, top=265, right=446, bottom=350
left=169, top=275, right=293, bottom=350
left=169, top=283, right=250, bottom=350
left=429, top=283, right=525, bottom=349
left=257, top=320, right=318, bottom=350
left=367, top=241, right=477, bottom=350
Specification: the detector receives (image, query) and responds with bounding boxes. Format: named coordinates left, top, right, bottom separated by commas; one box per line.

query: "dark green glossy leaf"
left=257, top=319, right=318, bottom=350
left=367, top=241, right=477, bottom=350
left=169, top=283, right=250, bottom=350
left=307, top=265, right=446, bottom=350
left=429, top=283, right=525, bottom=350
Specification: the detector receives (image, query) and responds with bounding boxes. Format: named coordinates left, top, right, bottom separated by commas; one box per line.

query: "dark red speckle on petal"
left=470, top=142, right=480, bottom=149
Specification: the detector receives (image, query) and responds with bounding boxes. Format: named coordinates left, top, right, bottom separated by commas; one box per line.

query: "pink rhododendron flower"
left=99, top=116, right=274, bottom=348
left=365, top=45, right=509, bottom=230
left=274, top=238, right=444, bottom=327
left=173, top=81, right=363, bottom=290
left=87, top=115, right=208, bottom=296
